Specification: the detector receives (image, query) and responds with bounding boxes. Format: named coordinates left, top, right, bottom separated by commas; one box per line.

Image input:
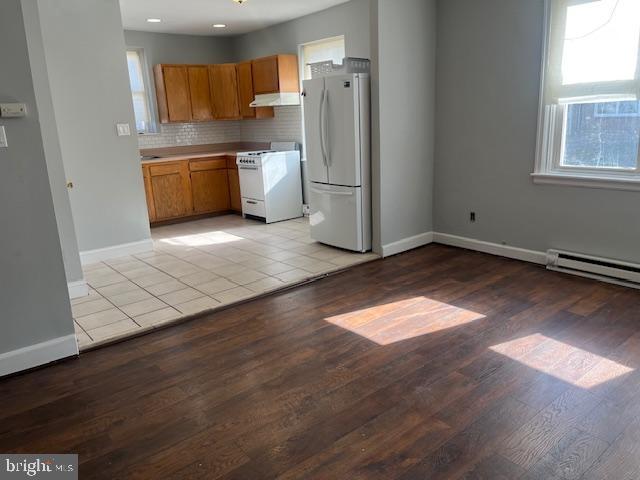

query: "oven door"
left=238, top=165, right=265, bottom=201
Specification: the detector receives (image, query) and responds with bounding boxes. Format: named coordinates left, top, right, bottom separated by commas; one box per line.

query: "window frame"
left=532, top=0, right=640, bottom=191
left=126, top=47, right=158, bottom=135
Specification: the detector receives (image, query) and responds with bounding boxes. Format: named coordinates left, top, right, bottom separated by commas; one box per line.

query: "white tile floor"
left=72, top=215, right=379, bottom=350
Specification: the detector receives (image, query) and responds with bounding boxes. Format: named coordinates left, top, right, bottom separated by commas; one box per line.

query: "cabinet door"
left=227, top=168, right=242, bottom=212
left=162, top=66, right=192, bottom=122
left=236, top=62, right=256, bottom=118
left=237, top=62, right=274, bottom=120
left=209, top=64, right=240, bottom=120
left=149, top=162, right=192, bottom=220
left=142, top=165, right=156, bottom=223
left=252, top=56, right=279, bottom=94
left=188, top=66, right=213, bottom=121
left=191, top=168, right=230, bottom=214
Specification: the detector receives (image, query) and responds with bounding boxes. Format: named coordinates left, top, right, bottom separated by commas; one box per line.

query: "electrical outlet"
left=470, top=211, right=476, bottom=223
left=302, top=204, right=310, bottom=215
left=116, top=123, right=131, bottom=136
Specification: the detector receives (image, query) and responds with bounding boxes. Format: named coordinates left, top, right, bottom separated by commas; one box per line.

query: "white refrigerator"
left=303, top=73, right=371, bottom=252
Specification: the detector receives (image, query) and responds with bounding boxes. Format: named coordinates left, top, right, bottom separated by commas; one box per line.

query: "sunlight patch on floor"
left=158, top=231, right=244, bottom=247
left=326, top=297, right=485, bottom=345
left=490, top=334, right=634, bottom=388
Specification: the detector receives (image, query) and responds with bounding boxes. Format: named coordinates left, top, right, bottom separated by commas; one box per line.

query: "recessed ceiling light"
left=146, top=18, right=162, bottom=23
left=213, top=24, right=227, bottom=28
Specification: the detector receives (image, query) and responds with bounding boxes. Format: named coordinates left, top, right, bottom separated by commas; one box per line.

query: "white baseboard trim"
left=80, top=239, right=154, bottom=266
left=382, top=232, right=434, bottom=257
left=0, top=334, right=78, bottom=377
left=68, top=279, right=89, bottom=299
left=433, top=233, right=547, bottom=265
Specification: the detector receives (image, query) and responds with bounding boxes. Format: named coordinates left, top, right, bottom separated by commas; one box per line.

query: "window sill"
left=531, top=172, right=640, bottom=192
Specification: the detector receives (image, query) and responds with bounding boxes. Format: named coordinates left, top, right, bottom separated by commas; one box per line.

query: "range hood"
left=250, top=92, right=301, bottom=107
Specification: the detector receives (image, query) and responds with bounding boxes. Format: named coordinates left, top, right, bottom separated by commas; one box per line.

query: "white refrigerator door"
left=325, top=74, right=361, bottom=187
left=308, top=182, right=364, bottom=252
left=303, top=78, right=329, bottom=184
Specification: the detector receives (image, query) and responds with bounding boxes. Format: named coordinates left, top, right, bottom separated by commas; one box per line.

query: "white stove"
left=237, top=143, right=303, bottom=223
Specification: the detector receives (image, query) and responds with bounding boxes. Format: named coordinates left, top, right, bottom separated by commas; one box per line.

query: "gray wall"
left=37, top=0, right=151, bottom=253
left=0, top=0, right=74, bottom=356
left=124, top=30, right=236, bottom=126
left=124, top=30, right=236, bottom=66
left=375, top=0, right=436, bottom=250
left=434, top=0, right=640, bottom=264
left=22, top=0, right=83, bottom=284
left=233, top=0, right=371, bottom=60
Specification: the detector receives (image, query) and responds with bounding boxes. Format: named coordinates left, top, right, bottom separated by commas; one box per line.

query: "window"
left=594, top=101, right=640, bottom=118
left=126, top=49, right=154, bottom=134
left=300, top=36, right=346, bottom=81
left=534, top=0, right=640, bottom=189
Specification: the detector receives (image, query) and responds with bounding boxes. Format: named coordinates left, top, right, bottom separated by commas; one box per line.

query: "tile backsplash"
left=138, top=121, right=242, bottom=149
left=240, top=106, right=303, bottom=145
left=137, top=106, right=303, bottom=150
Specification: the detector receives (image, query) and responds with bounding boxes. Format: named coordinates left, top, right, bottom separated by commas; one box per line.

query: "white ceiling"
left=120, top=0, right=351, bottom=36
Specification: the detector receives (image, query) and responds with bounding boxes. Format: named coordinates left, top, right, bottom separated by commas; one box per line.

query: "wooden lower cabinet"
left=228, top=168, right=241, bottom=212
left=142, top=165, right=157, bottom=223
left=143, top=156, right=240, bottom=224
left=148, top=162, right=192, bottom=221
left=190, top=159, right=230, bottom=214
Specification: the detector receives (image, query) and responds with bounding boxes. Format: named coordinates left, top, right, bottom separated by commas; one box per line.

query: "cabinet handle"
left=246, top=200, right=258, bottom=205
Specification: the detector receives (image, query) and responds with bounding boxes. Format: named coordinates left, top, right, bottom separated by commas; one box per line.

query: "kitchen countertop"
left=140, top=142, right=269, bottom=164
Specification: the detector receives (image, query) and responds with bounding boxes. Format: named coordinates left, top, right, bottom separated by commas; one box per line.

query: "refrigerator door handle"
left=322, top=91, right=331, bottom=166
left=319, top=89, right=327, bottom=166
left=310, top=186, right=353, bottom=196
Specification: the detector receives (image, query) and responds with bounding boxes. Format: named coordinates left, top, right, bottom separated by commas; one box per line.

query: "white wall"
left=37, top=0, right=151, bottom=254
left=374, top=0, right=437, bottom=255
left=434, top=0, right=640, bottom=264
left=0, top=0, right=76, bottom=375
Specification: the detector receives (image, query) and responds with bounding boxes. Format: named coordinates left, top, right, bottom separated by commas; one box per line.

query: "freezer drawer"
left=308, top=183, right=368, bottom=252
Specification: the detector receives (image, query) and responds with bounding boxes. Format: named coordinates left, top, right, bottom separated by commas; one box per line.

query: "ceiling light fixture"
left=213, top=24, right=227, bottom=28
left=146, top=18, right=162, bottom=23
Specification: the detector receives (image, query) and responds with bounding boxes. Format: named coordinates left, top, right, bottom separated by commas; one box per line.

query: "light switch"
left=0, top=103, right=27, bottom=118
left=0, top=126, right=7, bottom=148
left=116, top=123, right=131, bottom=136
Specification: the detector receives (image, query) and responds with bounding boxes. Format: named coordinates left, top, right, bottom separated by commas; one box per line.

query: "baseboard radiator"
left=546, top=249, right=640, bottom=289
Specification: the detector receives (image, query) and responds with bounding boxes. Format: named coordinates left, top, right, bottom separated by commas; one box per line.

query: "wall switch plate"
left=116, top=123, right=131, bottom=136
left=0, top=126, right=7, bottom=148
left=0, top=103, right=27, bottom=118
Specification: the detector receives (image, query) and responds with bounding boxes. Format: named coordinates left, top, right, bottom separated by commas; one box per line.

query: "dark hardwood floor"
left=2, top=244, right=640, bottom=479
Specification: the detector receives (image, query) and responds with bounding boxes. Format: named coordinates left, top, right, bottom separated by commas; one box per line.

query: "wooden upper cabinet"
left=154, top=55, right=295, bottom=124
left=209, top=64, right=240, bottom=120
left=236, top=61, right=274, bottom=119
left=155, top=65, right=192, bottom=123
left=187, top=66, right=213, bottom=121
left=237, top=61, right=256, bottom=118
left=251, top=55, right=300, bottom=95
